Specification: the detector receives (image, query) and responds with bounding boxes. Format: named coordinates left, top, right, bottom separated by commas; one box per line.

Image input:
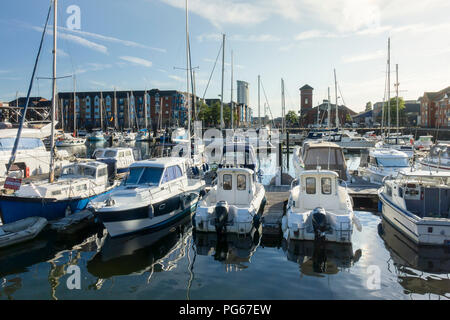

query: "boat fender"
left=352, top=214, right=362, bottom=232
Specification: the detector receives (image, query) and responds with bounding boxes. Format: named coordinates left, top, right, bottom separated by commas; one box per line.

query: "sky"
left=0, top=0, right=449, bottom=117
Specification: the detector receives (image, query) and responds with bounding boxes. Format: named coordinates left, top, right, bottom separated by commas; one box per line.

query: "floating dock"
left=261, top=185, right=290, bottom=236
left=347, top=176, right=381, bottom=211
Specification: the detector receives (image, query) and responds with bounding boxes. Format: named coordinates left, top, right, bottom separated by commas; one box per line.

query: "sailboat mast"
left=220, top=33, right=225, bottom=130
left=258, top=75, right=261, bottom=129
left=185, top=0, right=191, bottom=157
left=49, top=0, right=57, bottom=183
left=327, top=87, right=331, bottom=128
left=334, top=69, right=338, bottom=129
left=100, top=91, right=104, bottom=131
left=230, top=50, right=234, bottom=129
left=73, top=75, right=76, bottom=135
left=387, top=37, right=391, bottom=137
left=396, top=63, right=399, bottom=134
left=113, top=87, right=118, bottom=130
left=281, top=78, right=286, bottom=134
left=144, top=89, right=148, bottom=129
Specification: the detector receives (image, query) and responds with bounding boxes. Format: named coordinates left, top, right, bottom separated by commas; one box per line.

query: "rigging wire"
left=202, top=42, right=223, bottom=100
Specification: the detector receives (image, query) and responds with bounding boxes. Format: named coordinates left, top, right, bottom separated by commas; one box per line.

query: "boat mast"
left=185, top=0, right=191, bottom=157
left=73, top=75, right=77, bottom=135
left=49, top=0, right=58, bottom=183
left=220, top=33, right=225, bottom=130
left=395, top=63, right=399, bottom=135
left=258, top=75, right=261, bottom=129
left=127, top=92, right=130, bottom=129
left=144, top=89, right=148, bottom=130
left=230, top=50, right=234, bottom=129
left=387, top=37, right=391, bottom=137
left=281, top=78, right=286, bottom=134
left=100, top=91, right=104, bottom=131
left=334, top=68, right=339, bottom=129
left=113, top=87, right=118, bottom=130
left=327, top=87, right=331, bottom=128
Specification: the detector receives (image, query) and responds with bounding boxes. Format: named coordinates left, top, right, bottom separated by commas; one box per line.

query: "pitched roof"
left=423, top=86, right=450, bottom=101
left=299, top=84, right=313, bottom=91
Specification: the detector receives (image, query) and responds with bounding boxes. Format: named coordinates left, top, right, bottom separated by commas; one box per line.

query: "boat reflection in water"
left=0, top=225, right=101, bottom=299
left=379, top=219, right=450, bottom=298
left=282, top=239, right=362, bottom=276
left=87, top=216, right=192, bottom=280
left=193, top=226, right=262, bottom=272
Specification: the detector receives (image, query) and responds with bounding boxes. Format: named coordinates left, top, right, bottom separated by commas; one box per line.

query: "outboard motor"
left=311, top=207, right=328, bottom=241
left=214, top=200, right=229, bottom=234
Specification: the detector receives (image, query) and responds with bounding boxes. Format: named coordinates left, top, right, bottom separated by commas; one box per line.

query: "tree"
left=383, top=97, right=405, bottom=126
left=285, top=110, right=298, bottom=126
left=365, top=102, right=372, bottom=112
left=345, top=113, right=352, bottom=123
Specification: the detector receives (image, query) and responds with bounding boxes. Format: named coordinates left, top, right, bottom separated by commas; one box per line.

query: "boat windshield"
left=104, top=150, right=117, bottom=158
left=61, top=165, right=96, bottom=177
left=93, top=150, right=104, bottom=158
left=125, top=167, right=164, bottom=186
left=377, top=157, right=409, bottom=167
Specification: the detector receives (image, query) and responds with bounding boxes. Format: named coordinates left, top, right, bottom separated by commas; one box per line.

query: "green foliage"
left=384, top=97, right=405, bottom=126
left=285, top=110, right=298, bottom=125
left=197, top=101, right=234, bottom=127
left=365, top=102, right=372, bottom=111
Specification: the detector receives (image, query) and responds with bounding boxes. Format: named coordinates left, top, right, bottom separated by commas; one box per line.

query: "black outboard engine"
left=311, top=207, right=328, bottom=241
left=214, top=200, right=229, bottom=234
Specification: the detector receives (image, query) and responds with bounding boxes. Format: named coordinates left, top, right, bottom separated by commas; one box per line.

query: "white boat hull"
left=380, top=193, right=450, bottom=246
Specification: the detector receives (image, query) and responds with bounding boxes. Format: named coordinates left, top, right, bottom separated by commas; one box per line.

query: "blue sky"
left=0, top=0, right=449, bottom=116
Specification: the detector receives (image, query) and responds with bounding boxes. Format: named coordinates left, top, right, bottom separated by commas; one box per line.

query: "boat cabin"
left=384, top=171, right=450, bottom=219
left=368, top=149, right=409, bottom=168
left=301, top=141, right=348, bottom=180
left=292, top=170, right=347, bottom=213
left=219, top=143, right=258, bottom=172
left=123, top=157, right=188, bottom=187
left=215, top=168, right=257, bottom=206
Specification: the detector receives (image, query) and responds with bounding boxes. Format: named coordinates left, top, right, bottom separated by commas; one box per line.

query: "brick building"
left=419, top=86, right=450, bottom=128
left=58, top=89, right=189, bottom=131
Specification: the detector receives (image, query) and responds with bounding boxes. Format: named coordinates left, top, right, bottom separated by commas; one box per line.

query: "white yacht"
left=88, top=157, right=205, bottom=237
left=377, top=135, right=415, bottom=158
left=420, top=142, right=449, bottom=172
left=218, top=142, right=260, bottom=175
left=282, top=168, right=360, bottom=243
left=293, top=141, right=350, bottom=182
left=359, top=148, right=411, bottom=185
left=327, top=131, right=376, bottom=149
left=92, top=147, right=135, bottom=175
left=0, top=124, right=70, bottom=179
left=122, top=130, right=136, bottom=142
left=87, top=129, right=105, bottom=142
left=136, top=129, right=150, bottom=142
left=379, top=170, right=450, bottom=246
left=55, top=133, right=86, bottom=147
left=414, top=135, right=434, bottom=151
left=171, top=127, right=188, bottom=144
left=194, top=167, right=266, bottom=234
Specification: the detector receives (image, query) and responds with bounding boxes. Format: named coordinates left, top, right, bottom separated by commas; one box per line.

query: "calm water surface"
left=0, top=142, right=449, bottom=300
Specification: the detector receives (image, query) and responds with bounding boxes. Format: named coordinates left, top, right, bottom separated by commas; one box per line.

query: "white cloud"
left=57, top=26, right=167, bottom=53
left=197, top=33, right=280, bottom=43
left=295, top=30, right=338, bottom=41
left=342, top=50, right=384, bottom=63
left=75, top=63, right=112, bottom=75
left=33, top=26, right=108, bottom=54
left=119, top=56, right=152, bottom=67
left=168, top=75, right=184, bottom=82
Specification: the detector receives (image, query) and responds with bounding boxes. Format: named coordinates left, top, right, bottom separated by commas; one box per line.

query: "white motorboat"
left=87, top=129, right=105, bottom=142
left=282, top=168, right=360, bottom=243
left=293, top=141, right=350, bottom=182
left=376, top=135, right=415, bottom=158
left=414, top=135, right=434, bottom=151
left=55, top=133, right=86, bottom=147
left=327, top=131, right=376, bottom=149
left=420, top=142, right=449, bottom=172
left=136, top=129, right=150, bottom=142
left=123, top=129, right=136, bottom=142
left=88, top=157, right=205, bottom=237
left=379, top=170, right=450, bottom=246
left=171, top=127, right=188, bottom=144
left=92, top=147, right=135, bottom=175
left=219, top=142, right=260, bottom=174
left=0, top=217, right=48, bottom=249
left=194, top=167, right=266, bottom=234
left=359, top=148, right=411, bottom=185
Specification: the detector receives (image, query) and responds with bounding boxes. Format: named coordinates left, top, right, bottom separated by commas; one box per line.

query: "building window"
left=305, top=98, right=309, bottom=104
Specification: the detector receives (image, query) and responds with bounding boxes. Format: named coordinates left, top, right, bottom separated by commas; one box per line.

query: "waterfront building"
left=419, top=86, right=450, bottom=128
